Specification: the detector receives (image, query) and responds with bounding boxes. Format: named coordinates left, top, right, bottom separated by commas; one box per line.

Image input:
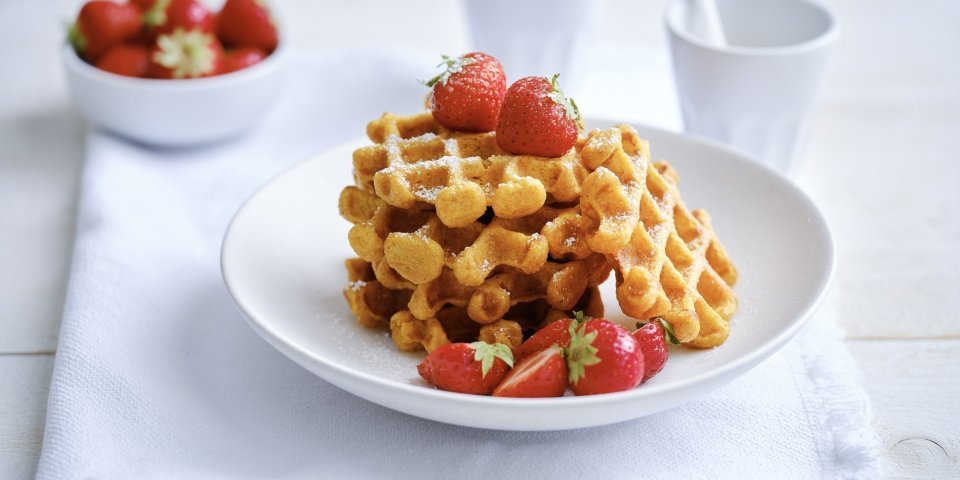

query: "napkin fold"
left=38, top=49, right=881, bottom=479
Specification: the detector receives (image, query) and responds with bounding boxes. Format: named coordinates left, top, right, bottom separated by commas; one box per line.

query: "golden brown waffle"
left=356, top=112, right=589, bottom=227
left=408, top=253, right=611, bottom=324
left=609, top=160, right=738, bottom=347
left=341, top=185, right=562, bottom=287
left=344, top=255, right=608, bottom=353
left=342, top=111, right=738, bottom=351
left=387, top=288, right=604, bottom=353
left=342, top=258, right=412, bottom=329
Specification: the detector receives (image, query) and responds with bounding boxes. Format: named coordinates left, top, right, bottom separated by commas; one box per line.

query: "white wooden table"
left=1, top=1, right=957, bottom=478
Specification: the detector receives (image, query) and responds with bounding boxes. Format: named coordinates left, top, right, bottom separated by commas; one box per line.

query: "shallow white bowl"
left=221, top=121, right=835, bottom=431
left=61, top=40, right=288, bottom=146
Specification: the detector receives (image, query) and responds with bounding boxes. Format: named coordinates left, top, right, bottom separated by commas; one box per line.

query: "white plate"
left=221, top=120, right=835, bottom=431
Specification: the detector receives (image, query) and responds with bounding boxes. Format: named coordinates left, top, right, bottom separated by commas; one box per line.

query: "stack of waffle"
left=340, top=112, right=738, bottom=352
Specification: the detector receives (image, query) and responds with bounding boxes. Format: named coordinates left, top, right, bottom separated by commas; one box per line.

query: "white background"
left=1, top=0, right=958, bottom=478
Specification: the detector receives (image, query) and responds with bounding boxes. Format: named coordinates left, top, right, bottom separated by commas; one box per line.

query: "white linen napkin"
left=37, top=49, right=881, bottom=479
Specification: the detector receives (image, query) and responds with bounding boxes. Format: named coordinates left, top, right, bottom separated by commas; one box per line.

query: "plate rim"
left=221, top=118, right=836, bottom=408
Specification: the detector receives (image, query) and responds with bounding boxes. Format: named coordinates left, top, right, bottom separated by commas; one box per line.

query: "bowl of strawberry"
left=62, top=0, right=287, bottom=146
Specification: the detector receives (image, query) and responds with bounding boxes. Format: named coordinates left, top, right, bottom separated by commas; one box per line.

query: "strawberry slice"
left=493, top=346, right=568, bottom=398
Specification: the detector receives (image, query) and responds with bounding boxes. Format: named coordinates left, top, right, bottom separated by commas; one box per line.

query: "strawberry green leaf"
left=547, top=74, right=583, bottom=130
left=142, top=0, right=171, bottom=27
left=421, top=54, right=477, bottom=87
left=470, top=341, right=514, bottom=378
left=67, top=23, right=86, bottom=53
left=565, top=323, right=600, bottom=385
left=656, top=317, right=681, bottom=345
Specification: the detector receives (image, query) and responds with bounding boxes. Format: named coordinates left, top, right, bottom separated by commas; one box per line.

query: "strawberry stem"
left=67, top=23, right=86, bottom=54
left=422, top=54, right=476, bottom=88
left=656, top=317, right=681, bottom=345
left=470, top=341, right=514, bottom=378
left=565, top=322, right=600, bottom=385
left=143, top=0, right=171, bottom=27
left=547, top=74, right=583, bottom=130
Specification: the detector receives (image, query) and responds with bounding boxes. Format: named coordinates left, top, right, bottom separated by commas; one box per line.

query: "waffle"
left=355, top=113, right=656, bottom=230
left=408, top=253, right=612, bottom=324
left=392, top=288, right=606, bottom=352
left=610, top=160, right=739, bottom=347
left=340, top=123, right=649, bottom=288
left=340, top=111, right=739, bottom=351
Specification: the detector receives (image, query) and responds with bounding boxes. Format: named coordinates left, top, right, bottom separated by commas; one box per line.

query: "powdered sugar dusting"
left=414, top=185, right=444, bottom=202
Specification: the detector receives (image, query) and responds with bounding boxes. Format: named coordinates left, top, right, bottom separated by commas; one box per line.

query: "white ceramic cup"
left=666, top=0, right=838, bottom=174
left=464, top=0, right=599, bottom=81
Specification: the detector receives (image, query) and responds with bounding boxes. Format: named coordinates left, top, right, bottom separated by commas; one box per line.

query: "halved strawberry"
left=493, top=346, right=568, bottom=398
left=495, top=74, right=582, bottom=157
left=566, top=318, right=644, bottom=395
left=148, top=28, right=223, bottom=79
left=417, top=341, right=514, bottom=395
left=69, top=1, right=143, bottom=62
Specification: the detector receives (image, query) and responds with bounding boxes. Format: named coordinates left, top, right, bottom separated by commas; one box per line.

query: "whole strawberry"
left=496, top=74, right=582, bottom=157
left=566, top=318, right=644, bottom=395
left=96, top=44, right=151, bottom=78
left=425, top=52, right=506, bottom=132
left=69, top=1, right=143, bottom=62
left=142, top=0, right=215, bottom=40
left=493, top=345, right=568, bottom=398
left=220, top=47, right=267, bottom=74
left=632, top=318, right=678, bottom=383
left=148, top=28, right=223, bottom=79
left=217, top=0, right=279, bottom=53
left=417, top=341, right=514, bottom=395
left=515, top=311, right=588, bottom=361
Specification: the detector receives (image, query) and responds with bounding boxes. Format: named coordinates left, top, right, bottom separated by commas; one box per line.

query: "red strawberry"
left=148, top=28, right=223, bottom=79
left=493, top=346, right=568, bottom=398
left=142, top=0, right=214, bottom=40
left=425, top=52, right=506, bottom=132
left=515, top=311, right=590, bottom=361
left=417, top=341, right=514, bottom=395
left=217, top=0, right=279, bottom=53
left=220, top=47, right=267, bottom=74
left=95, top=44, right=151, bottom=77
left=632, top=318, right=678, bottom=383
left=516, top=319, right=571, bottom=361
left=566, top=318, right=644, bottom=396
left=69, top=1, right=143, bottom=62
left=495, top=74, right=582, bottom=157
